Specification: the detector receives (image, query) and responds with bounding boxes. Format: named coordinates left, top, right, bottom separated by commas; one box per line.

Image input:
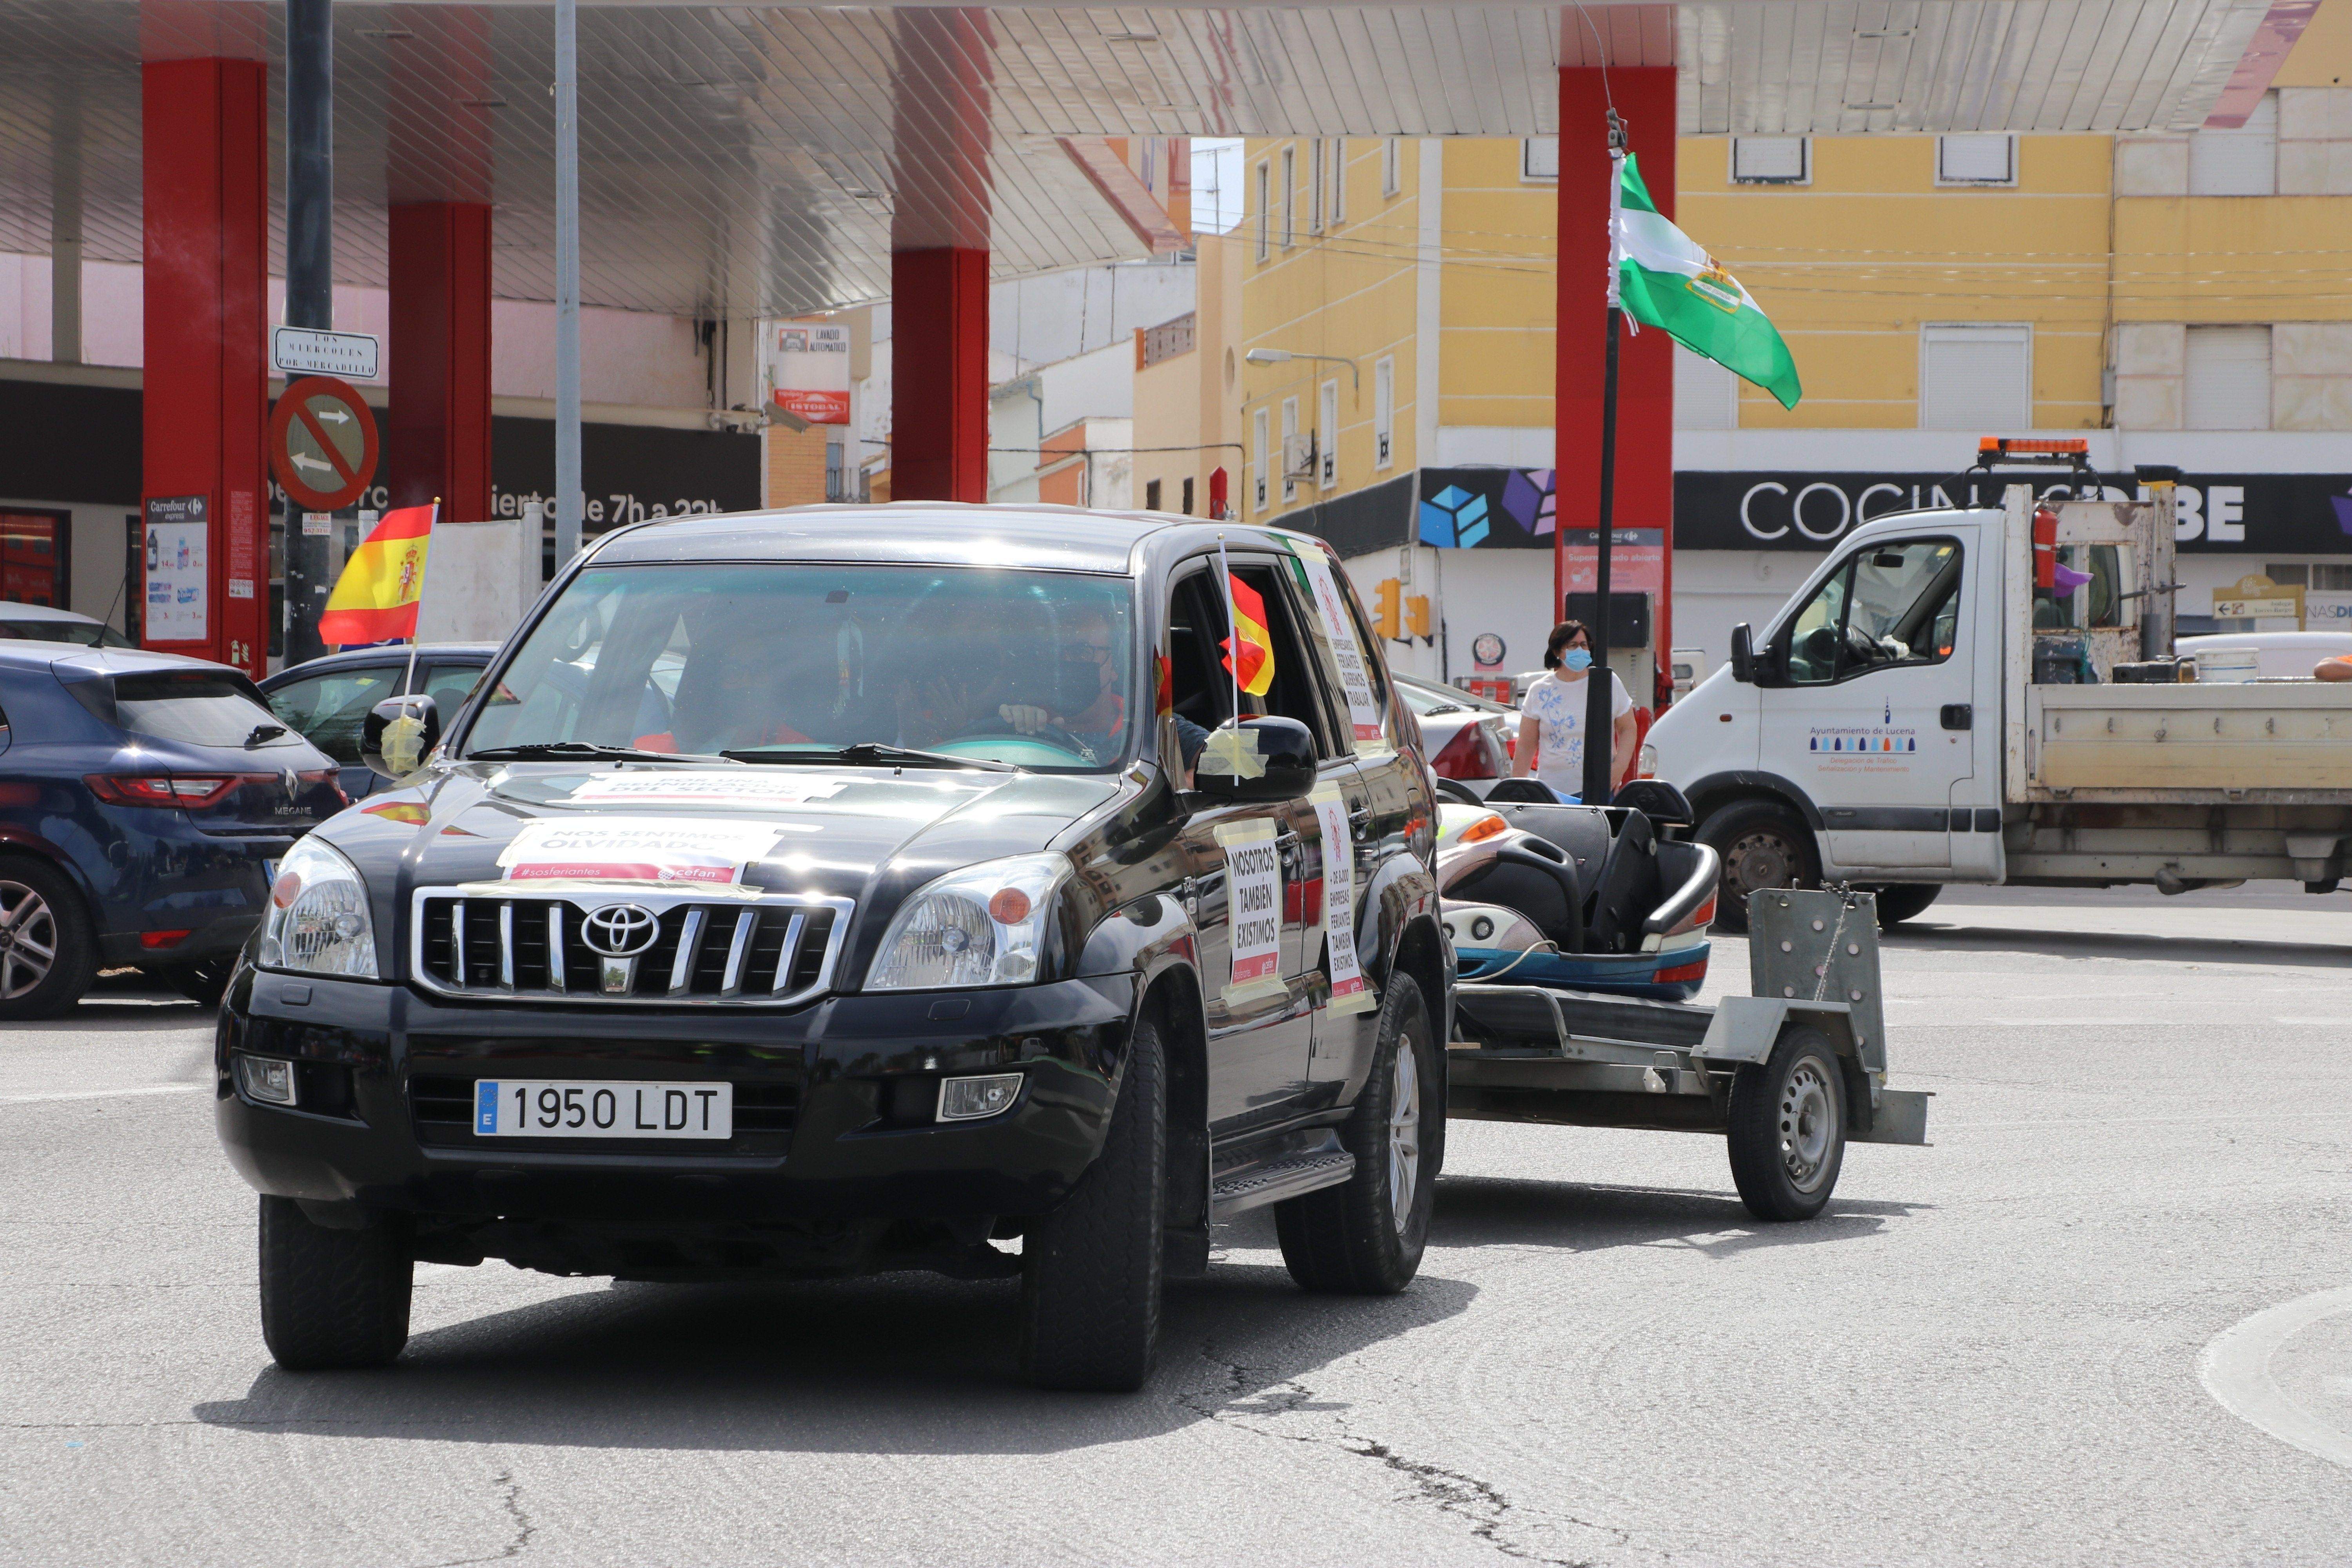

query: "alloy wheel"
left=0, top=880, right=58, bottom=1000
left=1387, top=1035, right=1421, bottom=1234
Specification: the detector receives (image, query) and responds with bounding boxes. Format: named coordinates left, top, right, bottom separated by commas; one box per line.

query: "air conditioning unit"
left=1283, top=432, right=1317, bottom=479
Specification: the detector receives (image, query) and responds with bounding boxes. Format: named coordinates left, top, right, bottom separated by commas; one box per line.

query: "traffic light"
left=1372, top=577, right=1402, bottom=641
left=1404, top=595, right=1432, bottom=641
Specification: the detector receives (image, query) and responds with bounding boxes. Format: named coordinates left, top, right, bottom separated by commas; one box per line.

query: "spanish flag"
left=1222, top=572, right=1276, bottom=697
left=318, top=503, right=436, bottom=646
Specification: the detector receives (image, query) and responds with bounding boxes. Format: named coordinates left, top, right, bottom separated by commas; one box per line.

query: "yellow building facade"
left=1233, top=1, right=2352, bottom=681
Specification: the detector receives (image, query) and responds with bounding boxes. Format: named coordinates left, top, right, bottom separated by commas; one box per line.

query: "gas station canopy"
left=0, top=0, right=2296, bottom=319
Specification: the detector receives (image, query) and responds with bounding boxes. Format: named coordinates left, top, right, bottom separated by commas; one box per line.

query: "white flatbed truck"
left=1648, top=460, right=2352, bottom=923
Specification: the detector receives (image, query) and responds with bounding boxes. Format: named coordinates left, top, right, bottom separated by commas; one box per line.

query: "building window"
left=1373, top=355, right=1395, bottom=468
left=1318, top=379, right=1339, bottom=489
left=1281, top=396, right=1300, bottom=504
left=1145, top=478, right=1163, bottom=512
left=1936, top=134, right=2016, bottom=186
left=1919, top=323, right=2032, bottom=430
left=1674, top=345, right=1737, bottom=430
left=1254, top=160, right=1270, bottom=260
left=2191, top=91, right=2277, bottom=196
left=1328, top=138, right=1346, bottom=225
left=1281, top=146, right=1296, bottom=247
left=1382, top=136, right=1402, bottom=197
left=1181, top=475, right=1195, bottom=515
left=2185, top=325, right=2272, bottom=430
left=1309, top=139, right=1325, bottom=233
left=1251, top=407, right=1270, bottom=512
left=1522, top=137, right=1559, bottom=181
left=1731, top=136, right=1809, bottom=184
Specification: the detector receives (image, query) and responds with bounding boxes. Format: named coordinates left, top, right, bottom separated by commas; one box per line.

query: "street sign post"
left=271, top=325, right=378, bottom=381
left=269, top=374, right=379, bottom=513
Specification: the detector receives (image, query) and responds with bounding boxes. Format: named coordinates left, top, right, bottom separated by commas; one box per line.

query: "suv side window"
left=1781, top=537, right=1963, bottom=685
left=266, top=664, right=401, bottom=766
left=1166, top=563, right=1336, bottom=758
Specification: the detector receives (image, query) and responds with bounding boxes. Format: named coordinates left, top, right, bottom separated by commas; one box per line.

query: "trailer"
left=1445, top=886, right=1929, bottom=1220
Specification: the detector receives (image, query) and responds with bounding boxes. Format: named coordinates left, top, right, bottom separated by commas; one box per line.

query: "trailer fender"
left=1695, top=998, right=1931, bottom=1146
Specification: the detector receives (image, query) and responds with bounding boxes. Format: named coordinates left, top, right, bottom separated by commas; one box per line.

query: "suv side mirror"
left=362, top=694, right=442, bottom=781
left=1192, top=715, right=1316, bottom=802
left=1729, top=623, right=1756, bottom=684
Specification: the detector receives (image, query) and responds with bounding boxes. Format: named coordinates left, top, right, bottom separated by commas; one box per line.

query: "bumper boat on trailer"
left=1435, top=782, right=1931, bottom=1220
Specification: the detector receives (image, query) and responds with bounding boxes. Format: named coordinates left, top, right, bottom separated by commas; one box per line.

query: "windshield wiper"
left=721, top=742, right=1015, bottom=773
left=466, top=742, right=734, bottom=764
left=244, top=722, right=288, bottom=748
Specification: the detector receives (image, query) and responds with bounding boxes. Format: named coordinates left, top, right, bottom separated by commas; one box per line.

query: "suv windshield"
left=464, top=563, right=1138, bottom=771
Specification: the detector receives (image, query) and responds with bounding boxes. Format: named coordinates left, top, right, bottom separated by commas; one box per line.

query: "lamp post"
left=1243, top=347, right=1358, bottom=394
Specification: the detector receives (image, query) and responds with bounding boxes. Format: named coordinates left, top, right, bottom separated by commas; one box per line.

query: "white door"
left=1758, top=531, right=1976, bottom=873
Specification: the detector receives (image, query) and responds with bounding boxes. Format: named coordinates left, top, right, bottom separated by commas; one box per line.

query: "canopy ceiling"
left=0, top=1, right=2292, bottom=319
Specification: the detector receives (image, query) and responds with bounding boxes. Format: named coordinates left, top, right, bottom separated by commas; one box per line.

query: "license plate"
left=474, top=1080, right=733, bottom=1140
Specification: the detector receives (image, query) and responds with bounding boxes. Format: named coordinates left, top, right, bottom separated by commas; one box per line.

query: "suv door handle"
left=1940, top=703, right=1972, bottom=731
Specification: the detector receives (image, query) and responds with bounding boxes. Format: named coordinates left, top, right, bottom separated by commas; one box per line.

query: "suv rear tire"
left=258, top=1196, right=413, bottom=1370
left=1020, top=1010, right=1166, bottom=1392
left=1276, top=973, right=1437, bottom=1294
left=1699, top=800, right=1819, bottom=935
left=0, top=857, right=98, bottom=1020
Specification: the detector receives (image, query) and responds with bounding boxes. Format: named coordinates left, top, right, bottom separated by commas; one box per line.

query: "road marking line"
left=2200, top=1285, right=2352, bottom=1470
left=0, top=1084, right=204, bottom=1105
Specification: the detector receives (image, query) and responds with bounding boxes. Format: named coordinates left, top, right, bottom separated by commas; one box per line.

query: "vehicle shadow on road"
left=13, top=1001, right=211, bottom=1031
left=187, top=1252, right=1477, bottom=1454
left=1430, top=1172, right=1928, bottom=1260
left=1881, top=921, right=2352, bottom=971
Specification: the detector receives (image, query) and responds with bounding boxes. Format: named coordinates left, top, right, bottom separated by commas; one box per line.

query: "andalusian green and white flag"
left=1612, top=152, right=1802, bottom=410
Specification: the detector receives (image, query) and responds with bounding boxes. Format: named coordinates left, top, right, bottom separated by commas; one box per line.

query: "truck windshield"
left=463, top=563, right=1138, bottom=771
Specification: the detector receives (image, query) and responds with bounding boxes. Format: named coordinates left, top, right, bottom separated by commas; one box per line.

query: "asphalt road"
left=5, top=889, right=2350, bottom=1566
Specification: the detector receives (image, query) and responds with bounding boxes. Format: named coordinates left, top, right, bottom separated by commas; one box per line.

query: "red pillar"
left=142, top=58, right=268, bottom=675
left=890, top=248, right=989, bottom=501
left=890, top=7, right=992, bottom=503
left=1556, top=65, right=1676, bottom=699
left=388, top=203, right=494, bottom=522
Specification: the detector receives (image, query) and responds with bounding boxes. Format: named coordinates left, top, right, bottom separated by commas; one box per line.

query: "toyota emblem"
left=581, top=903, right=660, bottom=957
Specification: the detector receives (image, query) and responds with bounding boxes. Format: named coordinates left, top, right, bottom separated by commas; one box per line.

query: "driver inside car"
left=994, top=607, right=1130, bottom=764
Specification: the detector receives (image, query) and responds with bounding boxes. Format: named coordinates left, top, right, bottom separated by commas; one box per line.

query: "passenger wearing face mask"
left=1511, top=619, right=1637, bottom=803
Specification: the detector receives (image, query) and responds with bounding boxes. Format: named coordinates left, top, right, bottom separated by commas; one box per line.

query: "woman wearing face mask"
left=1511, top=620, right=1637, bottom=803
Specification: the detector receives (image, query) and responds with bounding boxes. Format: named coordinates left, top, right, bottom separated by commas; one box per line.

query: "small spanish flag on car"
left=1223, top=572, right=1276, bottom=697
left=318, top=502, right=436, bottom=646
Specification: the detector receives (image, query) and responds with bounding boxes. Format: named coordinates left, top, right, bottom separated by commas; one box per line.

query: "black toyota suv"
left=216, top=505, right=1450, bottom=1391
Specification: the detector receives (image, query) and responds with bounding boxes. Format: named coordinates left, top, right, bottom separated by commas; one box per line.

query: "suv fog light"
left=234, top=1053, right=298, bottom=1107
left=938, top=1073, right=1023, bottom=1122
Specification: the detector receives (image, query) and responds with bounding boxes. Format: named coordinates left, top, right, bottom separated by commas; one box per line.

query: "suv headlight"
left=866, top=853, right=1071, bottom=991
left=257, top=837, right=379, bottom=978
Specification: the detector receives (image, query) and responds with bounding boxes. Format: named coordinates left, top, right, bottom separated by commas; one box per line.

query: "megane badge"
left=583, top=904, right=660, bottom=957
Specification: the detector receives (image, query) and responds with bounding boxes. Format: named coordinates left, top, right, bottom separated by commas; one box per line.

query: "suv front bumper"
left=214, top=965, right=1138, bottom=1227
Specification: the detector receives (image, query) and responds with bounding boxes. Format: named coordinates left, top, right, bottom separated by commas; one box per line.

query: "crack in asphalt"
left=1182, top=1340, right=1632, bottom=1567
left=420, top=1470, right=534, bottom=1566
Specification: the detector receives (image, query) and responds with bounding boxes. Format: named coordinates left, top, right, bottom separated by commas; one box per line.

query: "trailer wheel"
left=1698, top=800, right=1818, bottom=934
left=1727, top=1025, right=1846, bottom=1221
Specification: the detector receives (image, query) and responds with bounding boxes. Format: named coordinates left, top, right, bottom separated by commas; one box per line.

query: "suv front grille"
left=410, top=889, right=853, bottom=1006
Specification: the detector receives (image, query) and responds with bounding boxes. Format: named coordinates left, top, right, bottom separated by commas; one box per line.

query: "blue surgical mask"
left=1561, top=648, right=1593, bottom=673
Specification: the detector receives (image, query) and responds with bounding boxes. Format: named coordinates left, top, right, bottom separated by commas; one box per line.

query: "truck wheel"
left=258, top=1196, right=413, bottom=1370
left=1869, top=884, right=1942, bottom=927
left=0, top=857, right=98, bottom=1021
left=1020, top=1009, right=1165, bottom=1392
left=1726, top=1025, right=1847, bottom=1222
left=1275, top=973, right=1437, bottom=1294
left=1699, top=800, right=1818, bottom=935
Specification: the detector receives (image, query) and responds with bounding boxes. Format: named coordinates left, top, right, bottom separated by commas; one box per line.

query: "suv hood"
left=324, top=762, right=1126, bottom=958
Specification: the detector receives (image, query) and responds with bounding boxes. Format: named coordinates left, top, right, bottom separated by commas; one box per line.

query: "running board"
left=1210, top=1150, right=1356, bottom=1220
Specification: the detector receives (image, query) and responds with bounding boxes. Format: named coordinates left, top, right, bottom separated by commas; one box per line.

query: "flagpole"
left=400, top=498, right=438, bottom=700
left=1583, top=116, right=1626, bottom=808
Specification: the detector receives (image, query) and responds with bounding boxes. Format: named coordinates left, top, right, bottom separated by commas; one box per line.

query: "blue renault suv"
left=0, top=645, right=344, bottom=1015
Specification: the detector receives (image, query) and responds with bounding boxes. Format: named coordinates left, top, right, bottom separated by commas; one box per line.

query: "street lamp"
left=1244, top=347, right=1358, bottom=394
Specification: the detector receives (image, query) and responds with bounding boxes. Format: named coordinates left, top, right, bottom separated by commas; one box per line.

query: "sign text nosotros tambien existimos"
left=1214, top=819, right=1285, bottom=1002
